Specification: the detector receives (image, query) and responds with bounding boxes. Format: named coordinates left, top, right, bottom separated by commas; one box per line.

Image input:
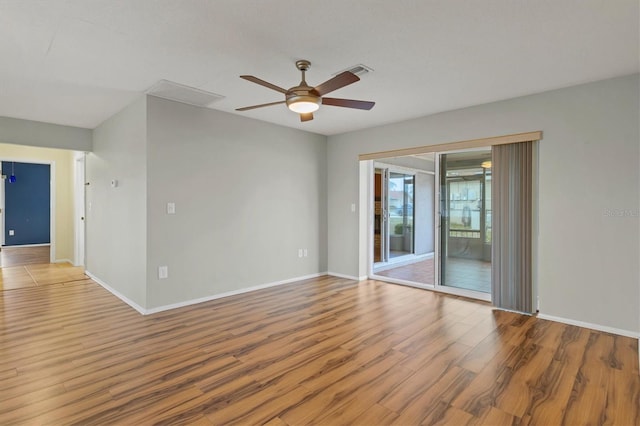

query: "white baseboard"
left=537, top=313, right=639, bottom=339
left=54, top=259, right=72, bottom=265
left=328, top=271, right=366, bottom=281
left=84, top=270, right=147, bottom=315
left=145, top=272, right=328, bottom=315
left=85, top=270, right=328, bottom=316
left=61, top=270, right=640, bottom=342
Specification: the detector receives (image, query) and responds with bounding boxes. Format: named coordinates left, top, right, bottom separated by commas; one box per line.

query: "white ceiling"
left=0, top=1, right=638, bottom=136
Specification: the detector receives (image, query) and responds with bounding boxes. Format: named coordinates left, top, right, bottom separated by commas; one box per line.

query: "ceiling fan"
left=236, top=60, right=375, bottom=122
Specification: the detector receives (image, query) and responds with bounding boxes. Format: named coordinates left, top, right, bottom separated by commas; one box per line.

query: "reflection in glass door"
left=439, top=150, right=492, bottom=293
left=374, top=168, right=415, bottom=264
left=388, top=172, right=414, bottom=259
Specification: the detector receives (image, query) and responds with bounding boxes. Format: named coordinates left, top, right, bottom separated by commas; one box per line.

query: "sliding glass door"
left=439, top=150, right=492, bottom=293
left=388, top=172, right=414, bottom=259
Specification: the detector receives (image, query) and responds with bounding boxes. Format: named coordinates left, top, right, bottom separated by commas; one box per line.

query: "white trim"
left=86, top=271, right=329, bottom=316
left=145, top=272, right=328, bottom=315
left=359, top=131, right=542, bottom=161
left=87, top=270, right=639, bottom=341
left=0, top=162, right=3, bottom=246
left=54, top=258, right=72, bottom=265
left=328, top=271, right=366, bottom=281
left=73, top=152, right=85, bottom=267
left=49, top=161, right=55, bottom=263
left=85, top=270, right=147, bottom=315
left=537, top=313, right=640, bottom=339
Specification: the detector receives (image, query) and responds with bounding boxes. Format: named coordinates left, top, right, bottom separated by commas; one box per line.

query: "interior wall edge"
left=0, top=116, right=92, bottom=152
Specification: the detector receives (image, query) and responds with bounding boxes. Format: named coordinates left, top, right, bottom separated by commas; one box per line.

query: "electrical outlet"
left=167, top=202, right=176, bottom=214
left=298, top=249, right=303, bottom=258
left=303, top=249, right=308, bottom=257
left=158, top=266, right=168, bottom=279
left=8, top=230, right=14, bottom=236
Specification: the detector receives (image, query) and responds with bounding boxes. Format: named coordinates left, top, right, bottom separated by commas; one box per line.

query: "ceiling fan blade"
left=300, top=112, right=314, bottom=122
left=314, top=71, right=359, bottom=96
left=240, top=75, right=288, bottom=94
left=236, top=100, right=286, bottom=111
left=322, top=97, right=375, bottom=110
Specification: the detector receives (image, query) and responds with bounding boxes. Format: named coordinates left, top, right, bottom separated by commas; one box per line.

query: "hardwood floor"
left=0, top=271, right=638, bottom=425
left=0, top=245, right=50, bottom=267
left=0, top=263, right=86, bottom=291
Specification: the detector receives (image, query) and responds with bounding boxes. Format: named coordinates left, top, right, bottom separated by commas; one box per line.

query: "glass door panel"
left=439, top=151, right=492, bottom=293
left=388, top=172, right=414, bottom=258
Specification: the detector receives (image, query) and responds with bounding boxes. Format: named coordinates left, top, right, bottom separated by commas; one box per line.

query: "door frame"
left=73, top=152, right=86, bottom=266
left=0, top=162, right=4, bottom=246
left=0, top=157, right=56, bottom=263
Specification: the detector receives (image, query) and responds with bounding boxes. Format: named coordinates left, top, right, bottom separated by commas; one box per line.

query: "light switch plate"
left=167, top=202, right=176, bottom=214
left=158, top=266, right=168, bottom=279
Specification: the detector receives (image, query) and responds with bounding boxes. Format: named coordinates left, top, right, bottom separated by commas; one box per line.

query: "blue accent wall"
left=3, top=161, right=50, bottom=246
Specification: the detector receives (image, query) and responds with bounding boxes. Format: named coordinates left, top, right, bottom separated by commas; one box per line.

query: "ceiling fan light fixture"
left=481, top=160, right=492, bottom=169
left=286, top=95, right=321, bottom=113
left=237, top=59, right=374, bottom=122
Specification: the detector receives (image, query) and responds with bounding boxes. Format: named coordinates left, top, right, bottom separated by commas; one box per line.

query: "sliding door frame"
left=361, top=131, right=541, bottom=303
left=373, top=162, right=420, bottom=268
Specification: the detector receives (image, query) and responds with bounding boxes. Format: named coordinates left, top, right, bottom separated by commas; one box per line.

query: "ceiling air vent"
left=333, top=64, right=374, bottom=77
left=145, top=80, right=225, bottom=108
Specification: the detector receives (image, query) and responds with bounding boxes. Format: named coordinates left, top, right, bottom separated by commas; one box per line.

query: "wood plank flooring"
left=0, top=245, right=51, bottom=267
left=0, top=263, right=86, bottom=291
left=0, top=271, right=638, bottom=425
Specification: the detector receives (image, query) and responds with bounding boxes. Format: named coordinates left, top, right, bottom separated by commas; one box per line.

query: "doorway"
left=0, top=160, right=53, bottom=267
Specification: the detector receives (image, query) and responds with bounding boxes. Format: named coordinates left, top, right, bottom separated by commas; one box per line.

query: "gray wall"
left=145, top=96, right=327, bottom=308
left=0, top=116, right=92, bottom=151
left=328, top=74, right=639, bottom=333
left=86, top=97, right=148, bottom=308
